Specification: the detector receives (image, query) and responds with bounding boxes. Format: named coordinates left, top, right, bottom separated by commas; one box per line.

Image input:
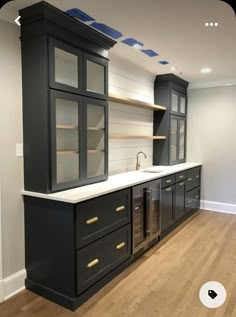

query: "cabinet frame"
left=170, top=89, right=187, bottom=116
left=49, top=38, right=84, bottom=95
left=50, top=90, right=85, bottom=191
left=83, top=97, right=108, bottom=185
left=169, top=115, right=186, bottom=165
left=83, top=53, right=108, bottom=100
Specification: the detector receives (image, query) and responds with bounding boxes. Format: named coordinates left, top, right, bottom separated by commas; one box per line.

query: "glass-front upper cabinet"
left=50, top=91, right=83, bottom=191
left=170, top=90, right=187, bottom=116
left=84, top=53, right=108, bottom=100
left=49, top=39, right=83, bottom=94
left=169, top=115, right=186, bottom=165
left=85, top=98, right=107, bottom=181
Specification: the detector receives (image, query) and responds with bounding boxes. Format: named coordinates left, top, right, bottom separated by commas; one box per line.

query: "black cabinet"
left=20, top=1, right=115, bottom=193
left=24, top=188, right=131, bottom=311
left=175, top=181, right=186, bottom=221
left=153, top=74, right=189, bottom=166
left=161, top=185, right=175, bottom=232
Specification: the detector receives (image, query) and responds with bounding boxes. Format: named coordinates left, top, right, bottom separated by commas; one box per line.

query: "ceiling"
left=1, top=0, right=235, bottom=88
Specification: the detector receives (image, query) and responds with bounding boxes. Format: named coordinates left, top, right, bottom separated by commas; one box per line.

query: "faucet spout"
left=136, top=151, right=147, bottom=170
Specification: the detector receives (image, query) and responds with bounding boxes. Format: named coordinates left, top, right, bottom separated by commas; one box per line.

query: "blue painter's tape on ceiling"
left=90, top=22, right=123, bottom=39
left=65, top=8, right=95, bottom=22
left=121, top=38, right=143, bottom=47
left=159, top=61, right=169, bottom=65
left=141, top=49, right=159, bottom=57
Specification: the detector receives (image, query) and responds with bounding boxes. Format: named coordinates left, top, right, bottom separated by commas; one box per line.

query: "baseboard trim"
left=0, top=269, right=26, bottom=302
left=201, top=200, right=236, bottom=214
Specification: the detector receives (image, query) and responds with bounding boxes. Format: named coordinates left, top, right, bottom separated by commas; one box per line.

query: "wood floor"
left=1, top=210, right=236, bottom=317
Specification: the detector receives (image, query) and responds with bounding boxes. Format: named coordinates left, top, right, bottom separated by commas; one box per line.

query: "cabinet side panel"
left=24, top=196, right=76, bottom=297
left=21, top=36, right=51, bottom=192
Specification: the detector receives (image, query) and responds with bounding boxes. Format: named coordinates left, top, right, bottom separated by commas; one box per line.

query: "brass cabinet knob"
left=86, top=217, right=98, bottom=225
left=116, top=205, right=125, bottom=212
left=87, top=258, right=99, bottom=268
left=116, top=242, right=126, bottom=250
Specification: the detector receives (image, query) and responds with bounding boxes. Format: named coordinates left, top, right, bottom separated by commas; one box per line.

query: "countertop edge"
left=22, top=162, right=202, bottom=204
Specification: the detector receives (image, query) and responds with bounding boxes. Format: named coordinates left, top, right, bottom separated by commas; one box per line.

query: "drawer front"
left=186, top=167, right=201, bottom=191
left=76, top=189, right=131, bottom=249
left=176, top=170, right=187, bottom=183
left=76, top=224, right=131, bottom=294
left=161, top=174, right=176, bottom=188
left=185, top=186, right=200, bottom=213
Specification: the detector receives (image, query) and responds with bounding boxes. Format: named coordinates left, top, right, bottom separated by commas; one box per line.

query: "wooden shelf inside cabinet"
left=109, top=135, right=166, bottom=140
left=57, top=150, right=79, bottom=154
left=109, top=93, right=166, bottom=111
left=56, top=125, right=78, bottom=130
left=87, top=127, right=105, bottom=131
left=88, top=149, right=105, bottom=153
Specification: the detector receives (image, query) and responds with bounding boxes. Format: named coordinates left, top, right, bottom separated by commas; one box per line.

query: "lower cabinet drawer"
left=185, top=186, right=200, bottom=213
left=76, top=189, right=131, bottom=249
left=76, top=224, right=131, bottom=295
left=186, top=167, right=201, bottom=191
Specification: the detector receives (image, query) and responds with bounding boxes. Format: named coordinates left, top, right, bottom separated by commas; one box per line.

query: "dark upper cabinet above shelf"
left=153, top=73, right=189, bottom=166
left=20, top=1, right=114, bottom=193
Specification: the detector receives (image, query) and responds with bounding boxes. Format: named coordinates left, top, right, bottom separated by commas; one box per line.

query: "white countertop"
left=22, top=162, right=202, bottom=204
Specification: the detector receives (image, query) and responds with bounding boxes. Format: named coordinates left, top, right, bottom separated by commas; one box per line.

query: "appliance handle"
left=144, top=188, right=151, bottom=237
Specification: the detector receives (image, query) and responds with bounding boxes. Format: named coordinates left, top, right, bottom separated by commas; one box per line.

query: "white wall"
left=187, top=85, right=236, bottom=212
left=0, top=19, right=25, bottom=298
left=108, top=54, right=155, bottom=174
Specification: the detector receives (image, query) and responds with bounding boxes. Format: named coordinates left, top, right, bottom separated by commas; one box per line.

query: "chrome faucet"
left=136, top=151, right=147, bottom=170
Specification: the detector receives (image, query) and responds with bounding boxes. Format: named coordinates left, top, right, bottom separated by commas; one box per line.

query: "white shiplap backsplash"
left=108, top=53, right=155, bottom=175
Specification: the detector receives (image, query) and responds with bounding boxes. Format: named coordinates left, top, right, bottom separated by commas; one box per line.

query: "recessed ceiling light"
left=205, top=22, right=209, bottom=26
left=210, top=22, right=214, bottom=26
left=214, top=22, right=218, bottom=27
left=200, top=67, right=212, bottom=74
left=171, top=66, right=177, bottom=71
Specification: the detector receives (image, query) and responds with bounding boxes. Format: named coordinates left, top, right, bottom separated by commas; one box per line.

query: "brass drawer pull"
left=179, top=182, right=184, bottom=186
left=86, top=217, right=98, bottom=225
left=187, top=200, right=192, bottom=203
left=116, top=242, right=126, bottom=250
left=166, top=179, right=172, bottom=183
left=116, top=205, right=125, bottom=212
left=195, top=195, right=200, bottom=199
left=87, top=258, right=99, bottom=268
left=196, top=175, right=200, bottom=178
left=166, top=187, right=172, bottom=192
left=179, top=175, right=184, bottom=179
left=188, top=178, right=192, bottom=181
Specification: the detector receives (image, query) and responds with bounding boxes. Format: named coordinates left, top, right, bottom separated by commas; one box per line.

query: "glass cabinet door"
left=170, top=116, right=178, bottom=163
left=86, top=99, right=107, bottom=179
left=180, top=96, right=186, bottom=115
left=51, top=91, right=82, bottom=190
left=171, top=91, right=178, bottom=113
left=85, top=53, right=108, bottom=99
left=178, top=118, right=186, bottom=161
left=50, top=39, right=82, bottom=94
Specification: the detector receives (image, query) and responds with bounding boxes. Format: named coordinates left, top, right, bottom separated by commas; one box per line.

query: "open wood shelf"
left=109, top=93, right=166, bottom=111
left=109, top=135, right=166, bottom=140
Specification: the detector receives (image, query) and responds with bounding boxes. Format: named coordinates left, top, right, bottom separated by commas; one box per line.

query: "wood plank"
left=2, top=211, right=236, bottom=317
left=109, top=93, right=167, bottom=111
left=109, top=135, right=166, bottom=140
left=56, top=125, right=78, bottom=129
